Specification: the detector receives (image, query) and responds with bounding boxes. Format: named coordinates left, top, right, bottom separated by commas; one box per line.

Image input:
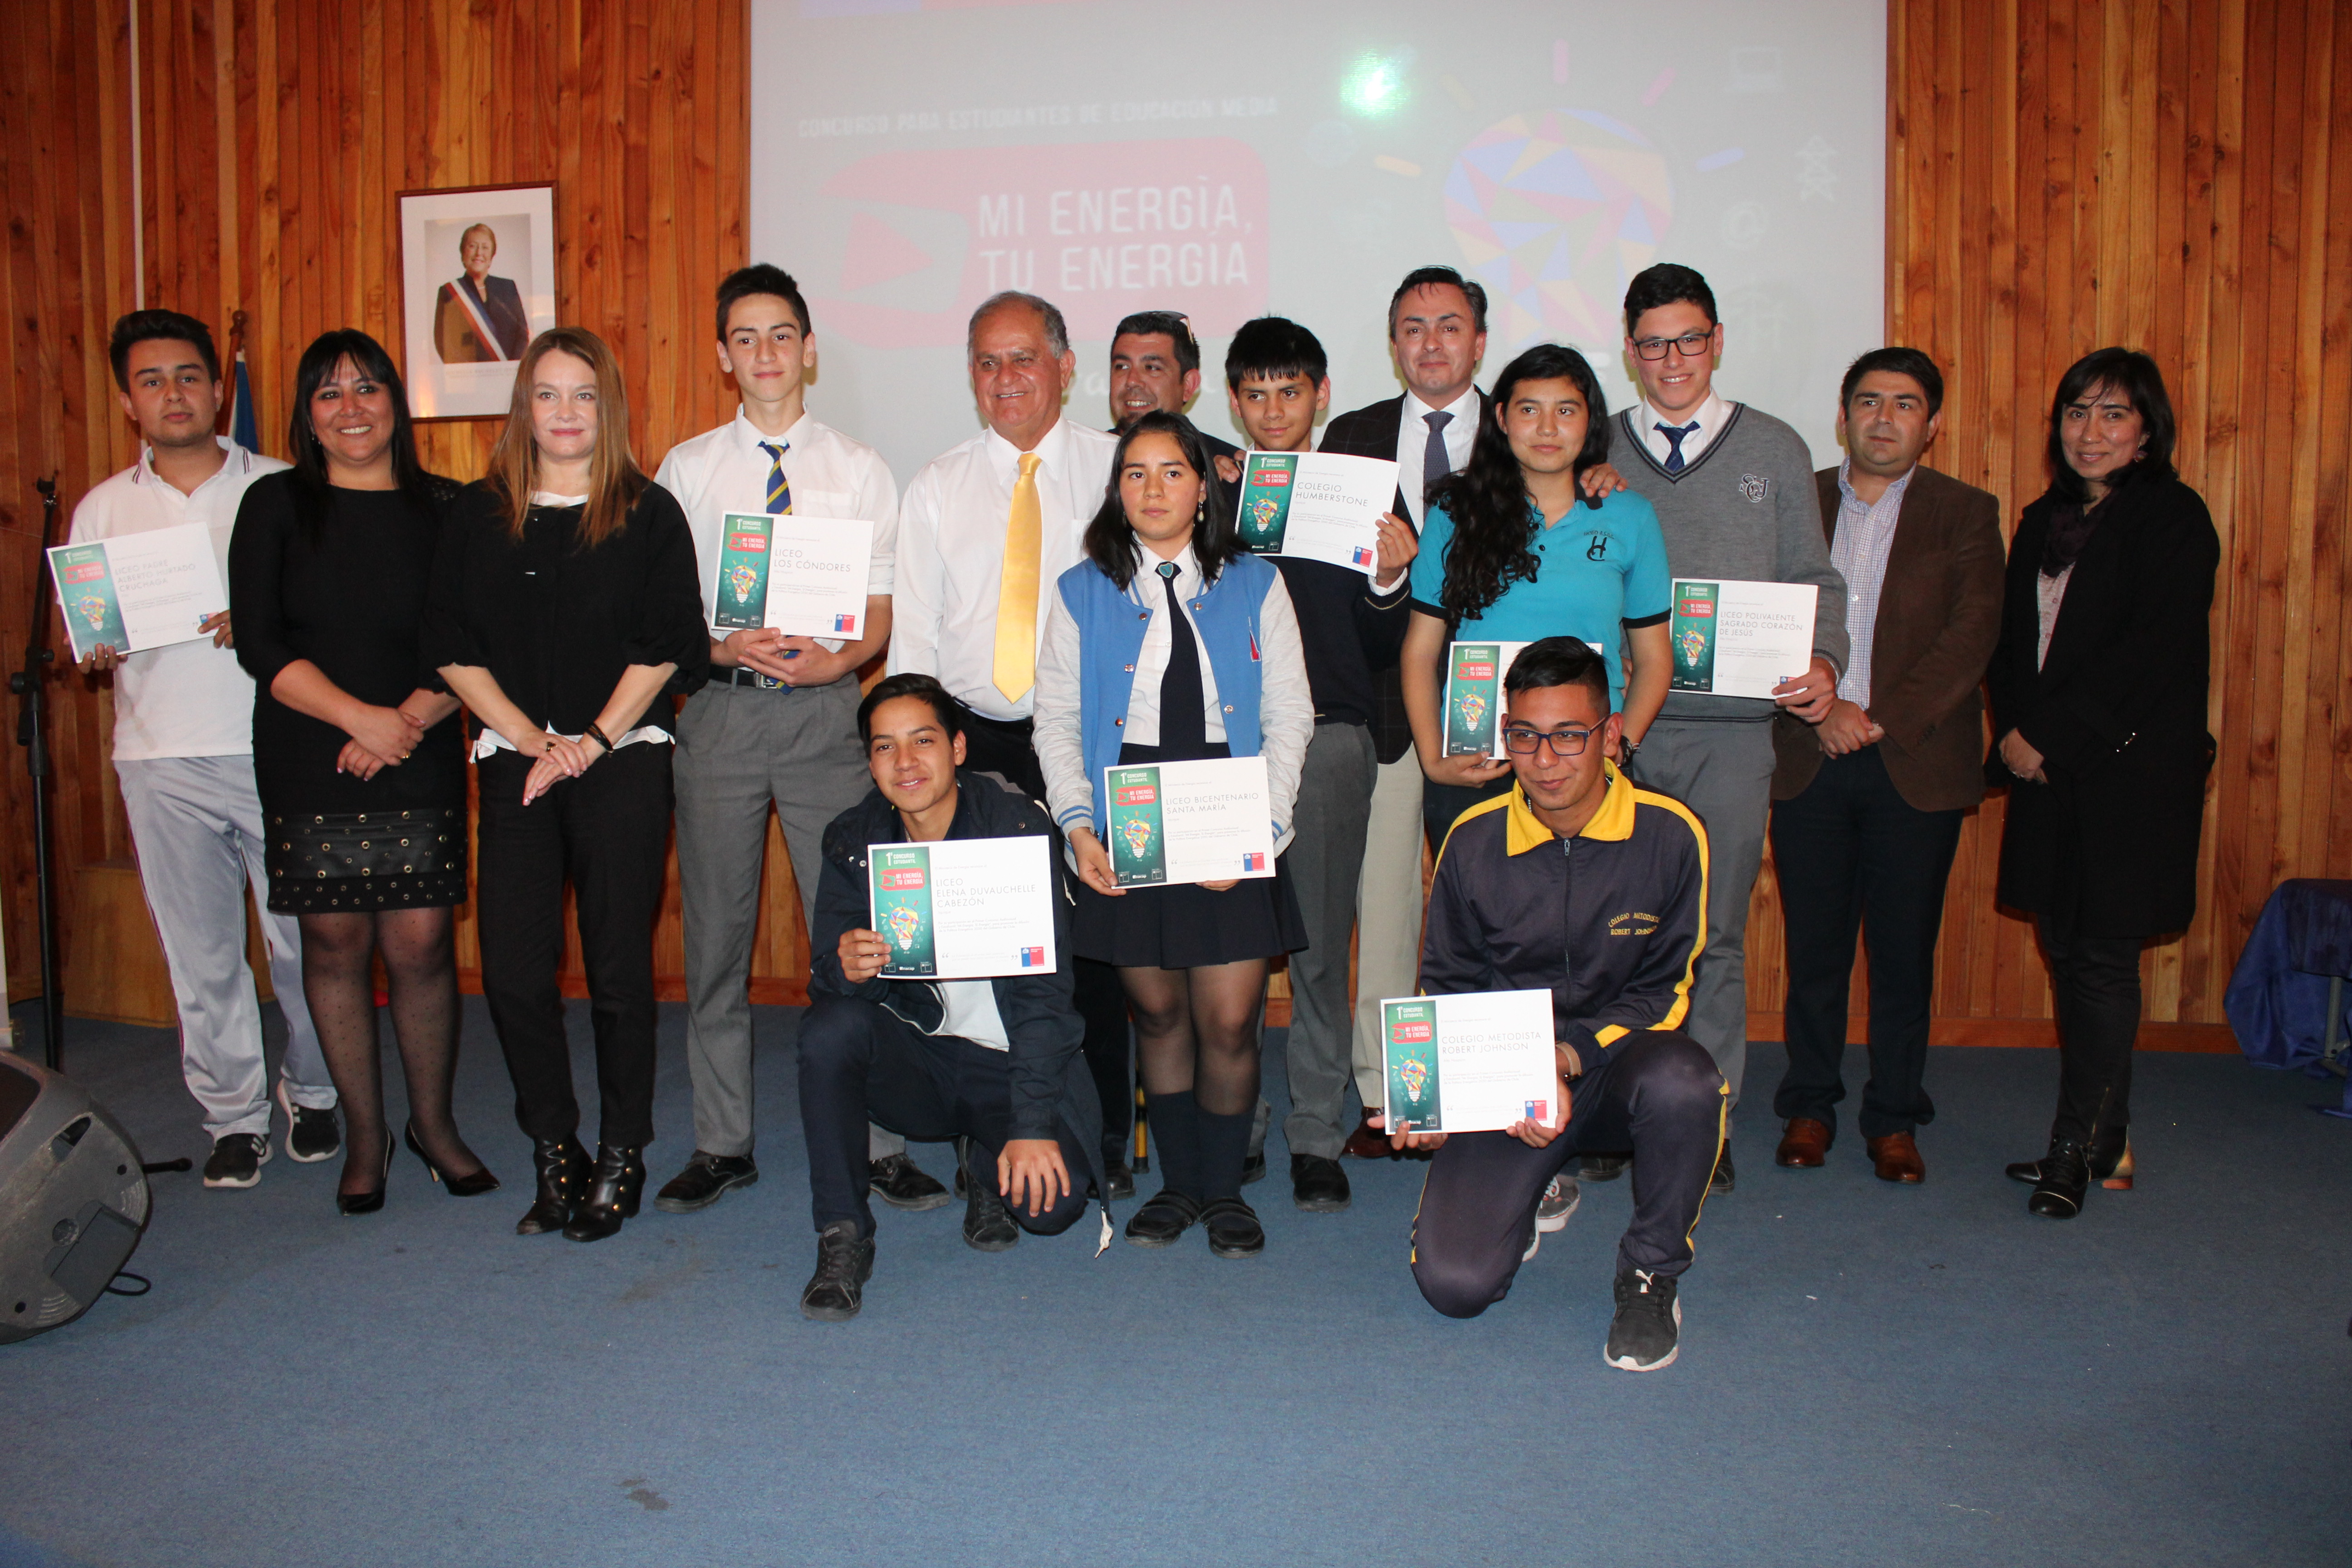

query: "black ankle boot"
left=2026, top=1138, right=2092, bottom=1219
left=563, top=1144, right=647, bottom=1242
left=517, top=1136, right=591, bottom=1236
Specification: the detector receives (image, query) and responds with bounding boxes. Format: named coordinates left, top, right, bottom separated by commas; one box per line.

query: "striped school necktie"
left=758, top=440, right=792, bottom=514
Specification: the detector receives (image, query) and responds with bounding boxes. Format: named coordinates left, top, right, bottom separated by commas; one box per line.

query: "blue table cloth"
left=2225, top=878, right=2352, bottom=1114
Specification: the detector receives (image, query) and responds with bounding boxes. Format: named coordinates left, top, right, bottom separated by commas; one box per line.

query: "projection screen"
left=750, top=0, right=1886, bottom=478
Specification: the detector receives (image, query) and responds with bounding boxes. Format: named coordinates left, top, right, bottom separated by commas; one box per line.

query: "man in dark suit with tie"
left=1768, top=348, right=2004, bottom=1184
left=1318, top=265, right=1490, bottom=1158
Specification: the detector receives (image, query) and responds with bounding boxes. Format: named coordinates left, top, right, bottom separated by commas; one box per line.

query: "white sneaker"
left=1535, top=1174, right=1581, bottom=1233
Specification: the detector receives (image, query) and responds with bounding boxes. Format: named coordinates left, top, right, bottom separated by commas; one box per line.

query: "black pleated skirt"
left=1071, top=742, right=1308, bottom=969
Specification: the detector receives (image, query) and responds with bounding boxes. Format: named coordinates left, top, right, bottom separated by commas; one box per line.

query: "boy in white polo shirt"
left=70, top=309, right=334, bottom=1188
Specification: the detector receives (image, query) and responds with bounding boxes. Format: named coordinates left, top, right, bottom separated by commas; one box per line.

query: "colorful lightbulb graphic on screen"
left=1446, top=110, right=1674, bottom=348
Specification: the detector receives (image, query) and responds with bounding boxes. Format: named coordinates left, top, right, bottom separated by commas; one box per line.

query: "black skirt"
left=1071, top=743, right=1308, bottom=969
left=264, top=806, right=468, bottom=914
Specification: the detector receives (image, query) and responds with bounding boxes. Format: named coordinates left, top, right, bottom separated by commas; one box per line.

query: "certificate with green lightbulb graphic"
left=867, top=836, right=1056, bottom=981
left=1103, top=757, right=1274, bottom=888
left=709, top=511, right=873, bottom=643
left=48, top=524, right=228, bottom=662
left=1380, top=990, right=1557, bottom=1135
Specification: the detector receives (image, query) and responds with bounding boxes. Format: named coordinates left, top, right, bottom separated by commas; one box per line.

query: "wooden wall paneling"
left=5, top=0, right=2346, bottom=1042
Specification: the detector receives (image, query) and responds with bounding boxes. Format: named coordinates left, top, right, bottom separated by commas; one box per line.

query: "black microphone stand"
left=9, top=475, right=66, bottom=1069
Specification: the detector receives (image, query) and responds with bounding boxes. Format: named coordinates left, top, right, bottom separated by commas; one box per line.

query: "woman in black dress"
left=422, top=327, right=707, bottom=1244
left=229, top=329, right=492, bottom=1214
left=1033, top=412, right=1313, bottom=1258
left=1987, top=348, right=2219, bottom=1219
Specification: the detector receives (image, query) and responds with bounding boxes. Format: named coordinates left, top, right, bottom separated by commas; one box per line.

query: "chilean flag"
left=833, top=613, right=857, bottom=633
left=1019, top=946, right=1045, bottom=968
left=1349, top=544, right=1375, bottom=568
left=1242, top=851, right=1266, bottom=873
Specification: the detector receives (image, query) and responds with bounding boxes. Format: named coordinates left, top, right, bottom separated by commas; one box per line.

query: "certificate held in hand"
left=1232, top=451, right=1397, bottom=576
left=868, top=835, right=1057, bottom=981
left=48, top=524, right=228, bottom=662
left=710, top=511, right=874, bottom=641
left=1668, top=579, right=1819, bottom=700
left=1381, top=990, right=1558, bottom=1135
left=1103, top=755, right=1275, bottom=888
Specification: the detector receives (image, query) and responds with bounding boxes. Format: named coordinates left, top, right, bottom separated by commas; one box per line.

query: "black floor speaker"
left=0, top=1053, right=150, bottom=1344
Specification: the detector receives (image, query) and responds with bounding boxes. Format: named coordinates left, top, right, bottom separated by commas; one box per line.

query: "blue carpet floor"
left=0, top=997, right=2344, bottom=1568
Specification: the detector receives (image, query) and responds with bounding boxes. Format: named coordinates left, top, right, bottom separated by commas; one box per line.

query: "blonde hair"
left=485, top=327, right=647, bottom=548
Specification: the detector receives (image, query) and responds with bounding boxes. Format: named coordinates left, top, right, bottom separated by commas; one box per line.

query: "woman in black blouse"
left=1987, top=348, right=2218, bottom=1219
left=230, top=329, right=492, bottom=1215
left=423, top=327, right=707, bottom=1244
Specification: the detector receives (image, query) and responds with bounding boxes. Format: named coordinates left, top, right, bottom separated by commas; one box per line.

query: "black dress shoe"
left=1708, top=1142, right=1735, bottom=1195
left=800, top=1221, right=876, bottom=1323
left=1123, top=1189, right=1201, bottom=1247
left=517, top=1136, right=592, bottom=1235
left=2007, top=1129, right=2131, bottom=1187
left=1200, top=1197, right=1265, bottom=1258
left=1241, top=1151, right=1268, bottom=1186
left=1290, top=1153, right=1351, bottom=1213
left=2026, top=1138, right=2092, bottom=1219
left=870, top=1153, right=952, bottom=1211
left=655, top=1152, right=760, bottom=1213
left=1581, top=1152, right=1632, bottom=1182
left=960, top=1137, right=1019, bottom=1252
left=563, top=1144, right=647, bottom=1242
left=1095, top=1156, right=1136, bottom=1202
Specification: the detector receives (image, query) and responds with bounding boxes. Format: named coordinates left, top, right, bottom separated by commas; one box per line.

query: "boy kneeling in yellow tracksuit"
left=1382, top=637, right=1723, bottom=1372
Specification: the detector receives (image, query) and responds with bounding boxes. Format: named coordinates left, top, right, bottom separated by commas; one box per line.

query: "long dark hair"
left=1081, top=411, right=1238, bottom=591
left=285, top=329, right=437, bottom=539
left=2045, top=347, right=2178, bottom=505
left=1427, top=343, right=1612, bottom=624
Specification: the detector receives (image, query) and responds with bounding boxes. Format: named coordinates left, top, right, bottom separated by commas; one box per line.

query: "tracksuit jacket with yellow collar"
left=1421, top=760, right=1710, bottom=1070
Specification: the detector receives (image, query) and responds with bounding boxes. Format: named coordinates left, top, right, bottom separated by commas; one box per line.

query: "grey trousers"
left=116, top=755, right=331, bottom=1141
left=1624, top=717, right=1778, bottom=1110
left=1352, top=752, right=1426, bottom=1108
left=673, top=677, right=886, bottom=1159
left=1277, top=722, right=1377, bottom=1159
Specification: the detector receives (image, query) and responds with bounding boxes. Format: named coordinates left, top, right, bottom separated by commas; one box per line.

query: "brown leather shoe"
left=1342, top=1109, right=1392, bottom=1160
left=1866, top=1132, right=1926, bottom=1184
left=1774, top=1117, right=1832, bottom=1168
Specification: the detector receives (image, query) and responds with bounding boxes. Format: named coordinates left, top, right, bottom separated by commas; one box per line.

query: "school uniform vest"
left=1056, top=550, right=1277, bottom=834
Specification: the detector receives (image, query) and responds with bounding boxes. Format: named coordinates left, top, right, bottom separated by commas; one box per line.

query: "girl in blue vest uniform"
left=1035, top=411, right=1313, bottom=1258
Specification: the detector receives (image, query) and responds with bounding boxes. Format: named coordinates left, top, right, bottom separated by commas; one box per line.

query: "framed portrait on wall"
left=396, top=183, right=558, bottom=421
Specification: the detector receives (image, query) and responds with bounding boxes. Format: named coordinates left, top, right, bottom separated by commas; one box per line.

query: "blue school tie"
left=758, top=441, right=792, bottom=514
left=1156, top=561, right=1207, bottom=755
left=1655, top=421, right=1699, bottom=474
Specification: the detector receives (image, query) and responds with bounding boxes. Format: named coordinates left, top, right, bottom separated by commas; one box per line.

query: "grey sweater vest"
left=1609, top=403, right=1850, bottom=721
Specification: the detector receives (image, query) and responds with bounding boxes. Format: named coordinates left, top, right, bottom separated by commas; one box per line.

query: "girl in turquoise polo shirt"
left=1401, top=343, right=1672, bottom=848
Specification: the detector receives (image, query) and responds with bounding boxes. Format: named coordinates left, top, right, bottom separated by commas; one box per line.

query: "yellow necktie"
left=992, top=451, right=1045, bottom=702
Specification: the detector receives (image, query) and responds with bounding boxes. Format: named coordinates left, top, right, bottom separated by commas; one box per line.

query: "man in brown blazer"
left=1768, top=348, right=2004, bottom=1183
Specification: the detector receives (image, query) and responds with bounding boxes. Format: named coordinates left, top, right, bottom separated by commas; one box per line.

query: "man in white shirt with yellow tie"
left=892, top=290, right=1137, bottom=1194
left=652, top=265, right=943, bottom=1215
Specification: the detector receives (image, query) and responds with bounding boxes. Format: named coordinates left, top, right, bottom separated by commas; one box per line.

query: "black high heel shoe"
left=518, top=1136, right=592, bottom=1235
left=337, top=1136, right=397, bottom=1216
left=562, top=1144, right=647, bottom=1243
left=405, top=1122, right=501, bottom=1198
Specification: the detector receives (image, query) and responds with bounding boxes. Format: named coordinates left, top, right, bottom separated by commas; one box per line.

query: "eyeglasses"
left=1501, top=725, right=1598, bottom=758
left=1631, top=330, right=1716, bottom=361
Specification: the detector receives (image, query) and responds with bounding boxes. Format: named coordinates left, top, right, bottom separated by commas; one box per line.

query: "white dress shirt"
left=1828, top=458, right=1916, bottom=706
left=1394, top=386, right=1483, bottom=528
left=1113, top=544, right=1225, bottom=746
left=891, top=416, right=1118, bottom=721
left=1637, top=390, right=1734, bottom=469
left=652, top=406, right=899, bottom=631
left=1034, top=546, right=1313, bottom=851
left=68, top=438, right=286, bottom=760
left=938, top=980, right=1011, bottom=1053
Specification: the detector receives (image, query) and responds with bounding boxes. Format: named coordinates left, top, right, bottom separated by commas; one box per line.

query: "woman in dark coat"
left=1987, top=348, right=2218, bottom=1219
